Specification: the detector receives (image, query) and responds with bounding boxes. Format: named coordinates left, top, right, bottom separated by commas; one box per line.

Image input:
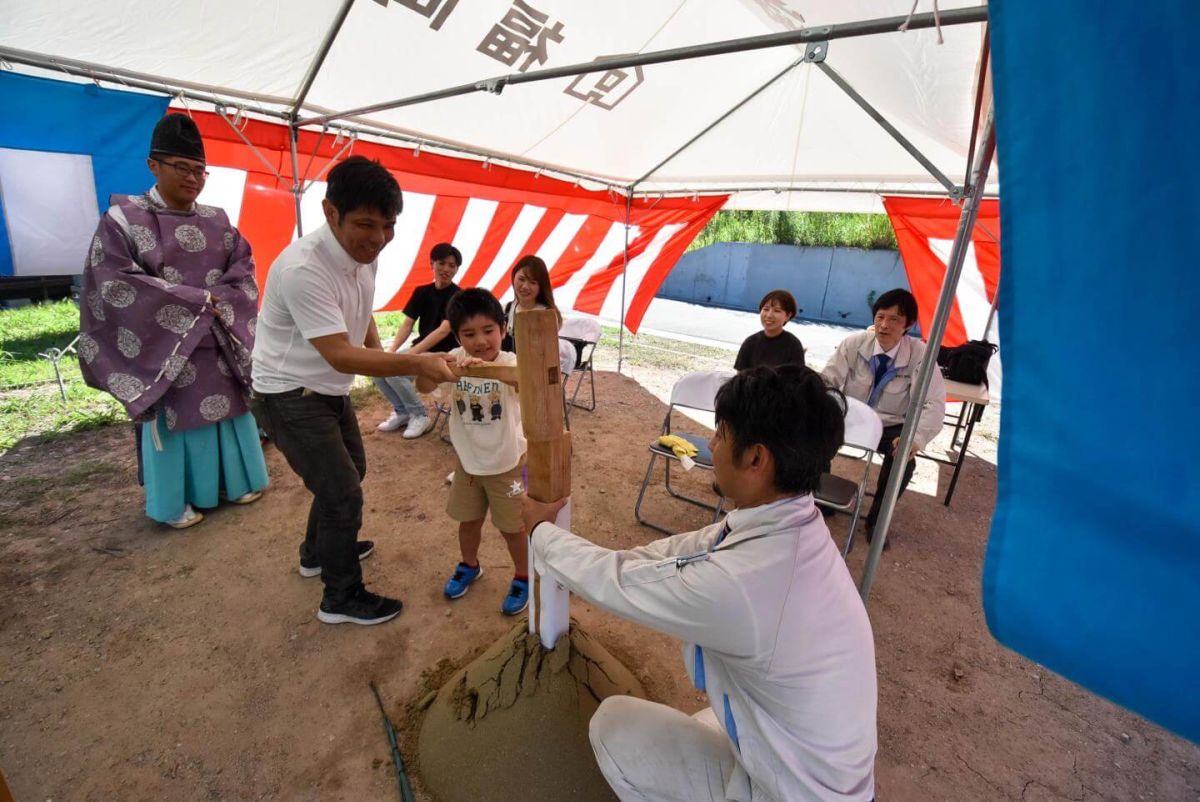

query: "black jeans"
left=251, top=390, right=367, bottom=600
left=865, top=423, right=917, bottom=528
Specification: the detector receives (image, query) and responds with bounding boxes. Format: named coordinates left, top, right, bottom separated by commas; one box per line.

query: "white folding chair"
left=634, top=370, right=735, bottom=535
left=559, top=316, right=601, bottom=417
left=814, top=395, right=884, bottom=555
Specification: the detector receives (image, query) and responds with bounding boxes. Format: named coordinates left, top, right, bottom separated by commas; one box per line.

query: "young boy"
left=734, top=289, right=806, bottom=371
left=416, top=288, right=530, bottom=615
left=375, top=242, right=462, bottom=438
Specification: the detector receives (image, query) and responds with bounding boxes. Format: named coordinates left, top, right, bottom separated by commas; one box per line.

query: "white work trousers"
left=589, top=695, right=741, bottom=802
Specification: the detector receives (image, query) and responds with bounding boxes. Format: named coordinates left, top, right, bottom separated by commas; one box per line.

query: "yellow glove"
left=657, top=434, right=698, bottom=459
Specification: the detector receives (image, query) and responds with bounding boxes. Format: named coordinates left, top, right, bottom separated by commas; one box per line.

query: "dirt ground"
left=1, top=368, right=1198, bottom=801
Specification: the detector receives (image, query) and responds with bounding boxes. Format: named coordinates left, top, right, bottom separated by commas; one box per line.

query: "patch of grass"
left=1, top=300, right=127, bottom=452
left=374, top=311, right=407, bottom=345
left=689, top=210, right=898, bottom=251
left=349, top=378, right=383, bottom=408
left=594, top=325, right=732, bottom=372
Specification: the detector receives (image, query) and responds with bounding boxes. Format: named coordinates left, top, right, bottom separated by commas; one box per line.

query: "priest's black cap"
left=149, top=113, right=205, bottom=161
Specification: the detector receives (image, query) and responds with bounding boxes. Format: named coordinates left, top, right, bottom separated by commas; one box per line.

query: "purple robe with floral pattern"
left=78, top=188, right=260, bottom=432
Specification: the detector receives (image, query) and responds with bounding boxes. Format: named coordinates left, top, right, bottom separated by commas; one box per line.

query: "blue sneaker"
left=501, top=578, right=530, bottom=616
left=444, top=562, right=482, bottom=599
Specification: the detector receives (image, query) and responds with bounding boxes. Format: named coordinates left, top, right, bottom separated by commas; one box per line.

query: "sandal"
left=166, top=504, right=204, bottom=530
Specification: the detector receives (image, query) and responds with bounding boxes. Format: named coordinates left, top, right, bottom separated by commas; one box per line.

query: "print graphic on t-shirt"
left=456, top=377, right=505, bottom=425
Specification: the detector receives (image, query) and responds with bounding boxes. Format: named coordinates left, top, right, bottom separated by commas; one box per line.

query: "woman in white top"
left=503, top=254, right=562, bottom=350
left=503, top=255, right=579, bottom=376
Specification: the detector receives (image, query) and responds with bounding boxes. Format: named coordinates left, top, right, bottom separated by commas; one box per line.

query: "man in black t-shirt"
left=375, top=242, right=462, bottom=438
left=734, top=289, right=806, bottom=371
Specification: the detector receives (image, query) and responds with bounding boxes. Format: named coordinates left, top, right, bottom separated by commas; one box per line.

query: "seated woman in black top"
left=734, top=289, right=806, bottom=370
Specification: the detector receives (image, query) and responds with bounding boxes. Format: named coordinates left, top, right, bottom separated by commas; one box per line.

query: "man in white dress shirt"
left=523, top=365, right=878, bottom=802
left=821, top=288, right=945, bottom=544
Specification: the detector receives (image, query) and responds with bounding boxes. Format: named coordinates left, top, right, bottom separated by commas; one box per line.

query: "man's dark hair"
left=325, top=156, right=401, bottom=219
left=714, top=365, right=845, bottom=494
left=758, top=289, right=798, bottom=319
left=872, top=288, right=918, bottom=327
left=446, top=288, right=505, bottom=334
left=430, top=242, right=462, bottom=267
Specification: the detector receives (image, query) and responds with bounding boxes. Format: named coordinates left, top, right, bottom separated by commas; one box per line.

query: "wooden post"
left=515, top=309, right=571, bottom=503
left=450, top=362, right=519, bottom=385
left=514, top=308, right=571, bottom=648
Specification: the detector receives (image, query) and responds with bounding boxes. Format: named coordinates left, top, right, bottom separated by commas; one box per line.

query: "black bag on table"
left=937, top=339, right=998, bottom=385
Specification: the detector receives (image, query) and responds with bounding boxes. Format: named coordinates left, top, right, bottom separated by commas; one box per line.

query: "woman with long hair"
left=503, top=254, right=562, bottom=349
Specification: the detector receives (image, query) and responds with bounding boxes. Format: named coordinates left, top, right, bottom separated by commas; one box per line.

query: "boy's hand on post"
left=418, top=353, right=458, bottom=384
left=522, top=494, right=567, bottom=536
left=454, top=355, right=486, bottom=370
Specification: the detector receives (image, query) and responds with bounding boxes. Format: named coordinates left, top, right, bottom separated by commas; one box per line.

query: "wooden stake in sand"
left=513, top=308, right=571, bottom=649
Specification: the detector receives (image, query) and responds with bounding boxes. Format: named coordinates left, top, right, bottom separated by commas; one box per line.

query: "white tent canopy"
left=0, top=0, right=992, bottom=211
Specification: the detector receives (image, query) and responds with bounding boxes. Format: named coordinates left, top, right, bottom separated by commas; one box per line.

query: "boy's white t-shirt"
left=441, top=348, right=526, bottom=476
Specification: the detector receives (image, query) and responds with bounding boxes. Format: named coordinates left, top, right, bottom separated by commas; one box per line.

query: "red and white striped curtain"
left=883, top=195, right=1001, bottom=348
left=190, top=111, right=726, bottom=333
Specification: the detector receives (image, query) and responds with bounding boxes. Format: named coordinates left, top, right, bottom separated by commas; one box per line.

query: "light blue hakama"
left=141, top=410, right=269, bottom=523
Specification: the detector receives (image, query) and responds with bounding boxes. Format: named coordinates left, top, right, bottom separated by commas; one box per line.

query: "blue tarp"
left=984, top=1, right=1200, bottom=742
left=0, top=72, right=168, bottom=276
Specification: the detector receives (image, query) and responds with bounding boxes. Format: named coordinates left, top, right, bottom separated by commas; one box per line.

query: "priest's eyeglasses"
left=152, top=158, right=210, bottom=180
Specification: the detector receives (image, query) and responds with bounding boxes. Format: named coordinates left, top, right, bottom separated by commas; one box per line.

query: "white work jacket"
left=821, top=329, right=946, bottom=450
left=531, top=494, right=877, bottom=801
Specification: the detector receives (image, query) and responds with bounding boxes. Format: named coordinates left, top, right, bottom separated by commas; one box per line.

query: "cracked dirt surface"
left=416, top=622, right=643, bottom=801
left=0, top=369, right=1197, bottom=800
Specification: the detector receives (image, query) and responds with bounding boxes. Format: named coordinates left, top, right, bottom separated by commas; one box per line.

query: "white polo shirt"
left=251, top=224, right=376, bottom=396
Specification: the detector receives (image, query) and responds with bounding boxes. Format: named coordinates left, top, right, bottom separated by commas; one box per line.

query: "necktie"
left=712, top=521, right=731, bottom=550
left=873, top=354, right=892, bottom=389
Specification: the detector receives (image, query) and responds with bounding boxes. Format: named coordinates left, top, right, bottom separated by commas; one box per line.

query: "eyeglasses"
left=152, top=158, right=209, bottom=180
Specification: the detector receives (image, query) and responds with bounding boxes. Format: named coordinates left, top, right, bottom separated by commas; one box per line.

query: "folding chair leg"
left=664, top=459, right=721, bottom=512
left=569, top=363, right=597, bottom=412
left=841, top=459, right=874, bottom=557
left=634, top=453, right=676, bottom=536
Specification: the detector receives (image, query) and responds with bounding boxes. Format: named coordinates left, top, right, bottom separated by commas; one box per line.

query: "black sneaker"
left=299, top=541, right=375, bottom=578
left=317, top=587, right=403, bottom=626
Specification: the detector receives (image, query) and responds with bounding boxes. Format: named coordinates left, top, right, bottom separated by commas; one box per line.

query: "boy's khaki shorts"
left=447, top=458, right=525, bottom=533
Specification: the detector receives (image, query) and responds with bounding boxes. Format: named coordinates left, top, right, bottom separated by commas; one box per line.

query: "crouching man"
left=523, top=365, right=878, bottom=802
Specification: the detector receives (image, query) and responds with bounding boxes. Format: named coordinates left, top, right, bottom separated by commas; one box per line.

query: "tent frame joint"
left=804, top=41, right=829, bottom=63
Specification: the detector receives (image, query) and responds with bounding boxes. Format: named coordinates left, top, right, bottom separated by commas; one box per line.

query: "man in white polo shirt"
left=252, top=156, right=457, bottom=626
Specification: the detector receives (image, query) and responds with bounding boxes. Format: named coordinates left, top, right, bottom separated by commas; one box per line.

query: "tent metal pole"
left=859, top=111, right=996, bottom=603
left=303, top=134, right=358, bottom=192
left=289, top=125, right=305, bottom=238
left=297, top=6, right=988, bottom=128
left=5, top=44, right=983, bottom=199
left=963, top=27, right=990, bottom=191
left=618, top=191, right=633, bottom=374
left=218, top=110, right=286, bottom=182
left=984, top=287, right=1000, bottom=339
left=0, top=46, right=630, bottom=192
left=293, top=0, right=356, bottom=116
left=632, top=56, right=807, bottom=186
left=814, top=61, right=959, bottom=198
left=0, top=45, right=301, bottom=110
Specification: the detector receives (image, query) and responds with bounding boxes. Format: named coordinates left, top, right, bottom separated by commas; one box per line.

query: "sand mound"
left=417, top=621, right=645, bottom=802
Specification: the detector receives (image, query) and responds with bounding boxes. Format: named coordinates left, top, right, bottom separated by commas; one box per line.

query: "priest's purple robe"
left=78, top=188, right=260, bottom=432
